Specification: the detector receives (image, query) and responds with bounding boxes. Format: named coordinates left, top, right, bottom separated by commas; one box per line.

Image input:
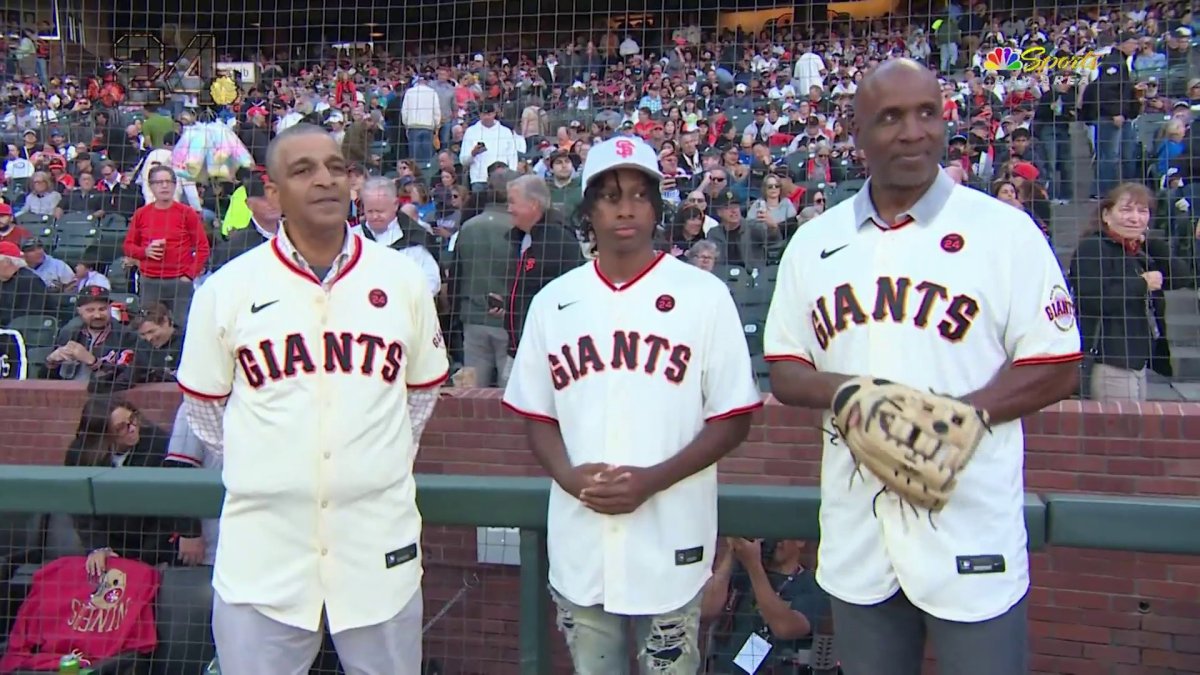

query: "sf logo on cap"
left=615, top=139, right=636, bottom=158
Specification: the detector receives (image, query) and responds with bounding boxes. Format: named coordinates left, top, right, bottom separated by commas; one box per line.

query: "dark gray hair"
left=507, top=174, right=551, bottom=212
left=266, top=123, right=335, bottom=181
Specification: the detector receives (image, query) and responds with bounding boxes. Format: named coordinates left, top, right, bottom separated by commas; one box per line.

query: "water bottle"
left=58, top=654, right=80, bottom=674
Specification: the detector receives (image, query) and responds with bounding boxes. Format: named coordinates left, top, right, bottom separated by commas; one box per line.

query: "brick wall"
left=1, top=381, right=1198, bottom=674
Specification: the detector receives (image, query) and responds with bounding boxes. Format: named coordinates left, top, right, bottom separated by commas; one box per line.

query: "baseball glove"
left=830, top=377, right=990, bottom=512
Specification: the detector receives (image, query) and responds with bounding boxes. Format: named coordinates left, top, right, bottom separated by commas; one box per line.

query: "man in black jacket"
left=0, top=241, right=52, bottom=328
left=497, top=173, right=584, bottom=356
left=1084, top=33, right=1141, bottom=197
left=1033, top=73, right=1078, bottom=201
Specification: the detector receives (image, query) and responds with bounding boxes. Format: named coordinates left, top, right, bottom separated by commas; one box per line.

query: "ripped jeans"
left=551, top=587, right=703, bottom=675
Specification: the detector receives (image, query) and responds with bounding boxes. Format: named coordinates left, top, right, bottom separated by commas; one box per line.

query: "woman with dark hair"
left=662, top=204, right=706, bottom=259
left=1068, top=182, right=1190, bottom=401
left=66, top=396, right=205, bottom=577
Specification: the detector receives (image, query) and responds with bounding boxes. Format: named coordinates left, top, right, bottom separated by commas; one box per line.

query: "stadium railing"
left=0, top=466, right=1198, bottom=674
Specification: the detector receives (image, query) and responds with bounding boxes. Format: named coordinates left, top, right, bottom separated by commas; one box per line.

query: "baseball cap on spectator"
left=949, top=134, right=968, bottom=145
left=1175, top=27, right=1193, bottom=38
left=712, top=190, right=741, bottom=208
left=1173, top=100, right=1192, bottom=110
left=20, top=238, right=44, bottom=252
left=77, top=284, right=111, bottom=306
left=50, top=129, right=64, bottom=138
left=568, top=120, right=584, bottom=131
left=1011, top=162, right=1040, bottom=182
left=1117, top=31, right=1139, bottom=44
left=0, top=203, right=11, bottom=217
left=0, top=241, right=19, bottom=259
left=754, top=107, right=767, bottom=116
left=22, top=129, right=36, bottom=140
left=580, top=137, right=663, bottom=196
left=735, top=83, right=748, bottom=94
left=548, top=150, right=577, bottom=170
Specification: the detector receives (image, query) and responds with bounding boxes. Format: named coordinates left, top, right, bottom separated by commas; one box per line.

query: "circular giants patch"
left=369, top=288, right=388, bottom=308
left=655, top=294, right=676, bottom=313
left=940, top=233, right=965, bottom=253
left=1044, top=285, right=1076, bottom=332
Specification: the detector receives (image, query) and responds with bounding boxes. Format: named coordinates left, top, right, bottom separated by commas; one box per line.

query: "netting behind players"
left=0, top=0, right=1198, bottom=672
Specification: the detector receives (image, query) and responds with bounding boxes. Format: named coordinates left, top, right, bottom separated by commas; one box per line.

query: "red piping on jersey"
left=764, top=354, right=816, bottom=368
left=502, top=400, right=558, bottom=424
left=593, top=251, right=667, bottom=292
left=409, top=370, right=450, bottom=389
left=706, top=400, right=765, bottom=422
left=164, top=452, right=203, bottom=467
left=1012, top=352, right=1084, bottom=367
left=872, top=215, right=914, bottom=232
left=177, top=382, right=230, bottom=401
left=270, top=232, right=363, bottom=288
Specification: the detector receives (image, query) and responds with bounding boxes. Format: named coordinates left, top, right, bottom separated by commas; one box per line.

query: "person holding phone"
left=460, top=102, right=523, bottom=193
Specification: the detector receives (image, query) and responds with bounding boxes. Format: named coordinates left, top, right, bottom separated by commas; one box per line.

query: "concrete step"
left=1171, top=346, right=1200, bottom=379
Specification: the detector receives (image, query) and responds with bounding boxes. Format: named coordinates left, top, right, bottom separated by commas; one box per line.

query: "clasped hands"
left=565, top=462, right=658, bottom=515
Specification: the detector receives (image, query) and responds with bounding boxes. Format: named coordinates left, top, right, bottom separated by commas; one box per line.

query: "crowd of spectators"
left=1, top=4, right=1200, bottom=393
left=0, top=2, right=1199, bottom=672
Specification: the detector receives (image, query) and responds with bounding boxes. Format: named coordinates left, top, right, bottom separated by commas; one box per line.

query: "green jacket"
left=450, top=204, right=514, bottom=328
left=547, top=176, right=582, bottom=219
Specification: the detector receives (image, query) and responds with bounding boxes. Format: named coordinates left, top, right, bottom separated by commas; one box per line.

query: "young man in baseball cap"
left=503, top=136, right=762, bottom=673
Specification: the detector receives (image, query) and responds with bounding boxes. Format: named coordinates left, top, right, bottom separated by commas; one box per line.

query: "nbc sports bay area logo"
left=983, top=46, right=1099, bottom=73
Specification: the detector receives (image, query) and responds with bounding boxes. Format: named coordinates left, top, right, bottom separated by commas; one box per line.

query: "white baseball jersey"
left=503, top=252, right=763, bottom=615
left=764, top=169, right=1081, bottom=623
left=176, top=229, right=449, bottom=633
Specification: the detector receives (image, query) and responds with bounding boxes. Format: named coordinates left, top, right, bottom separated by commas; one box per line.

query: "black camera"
left=760, top=538, right=778, bottom=563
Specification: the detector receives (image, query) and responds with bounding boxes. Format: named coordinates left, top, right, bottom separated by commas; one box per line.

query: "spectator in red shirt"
left=0, top=203, right=32, bottom=246
left=123, top=166, right=210, bottom=325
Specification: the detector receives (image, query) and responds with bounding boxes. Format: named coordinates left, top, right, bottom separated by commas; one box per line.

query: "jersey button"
left=320, top=500, right=329, bottom=509
left=320, top=547, right=328, bottom=556
left=323, top=451, right=332, bottom=460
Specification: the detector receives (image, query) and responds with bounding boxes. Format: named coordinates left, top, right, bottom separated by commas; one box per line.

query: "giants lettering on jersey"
left=550, top=330, right=691, bottom=390
left=236, top=332, right=405, bottom=387
left=811, top=276, right=980, bottom=349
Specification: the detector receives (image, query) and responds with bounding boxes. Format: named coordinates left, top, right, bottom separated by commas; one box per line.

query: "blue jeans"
left=1093, top=119, right=1136, bottom=198
left=406, top=128, right=434, bottom=165
left=1040, top=124, right=1074, bottom=200
left=551, top=587, right=703, bottom=675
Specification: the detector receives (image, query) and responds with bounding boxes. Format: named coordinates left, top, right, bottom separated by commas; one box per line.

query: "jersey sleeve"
left=763, top=244, right=818, bottom=368
left=1005, top=220, right=1084, bottom=366
left=405, top=271, right=450, bottom=389
left=176, top=280, right=235, bottom=400
left=501, top=298, right=557, bottom=423
left=703, top=288, right=764, bottom=421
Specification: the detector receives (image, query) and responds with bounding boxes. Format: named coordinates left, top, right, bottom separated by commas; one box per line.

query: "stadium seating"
left=107, top=256, right=134, bottom=294
left=3, top=315, right=58, bottom=350
left=52, top=213, right=100, bottom=263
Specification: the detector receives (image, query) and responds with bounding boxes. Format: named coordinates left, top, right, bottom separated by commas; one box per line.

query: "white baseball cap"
left=580, top=136, right=663, bottom=197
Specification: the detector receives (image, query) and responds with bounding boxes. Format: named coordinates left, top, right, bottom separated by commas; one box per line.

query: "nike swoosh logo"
left=820, top=245, right=848, bottom=259
left=250, top=300, right=279, bottom=314
left=557, top=301, right=578, bottom=311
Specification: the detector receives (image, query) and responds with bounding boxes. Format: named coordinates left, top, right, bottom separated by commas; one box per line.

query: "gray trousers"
left=462, top=323, right=512, bottom=388
left=212, top=588, right=423, bottom=675
left=138, top=276, right=195, bottom=324
left=832, top=590, right=1028, bottom=675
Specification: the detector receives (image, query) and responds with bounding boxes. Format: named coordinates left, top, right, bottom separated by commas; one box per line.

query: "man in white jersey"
left=502, top=136, right=762, bottom=673
left=175, top=123, right=449, bottom=675
left=763, top=59, right=1082, bottom=675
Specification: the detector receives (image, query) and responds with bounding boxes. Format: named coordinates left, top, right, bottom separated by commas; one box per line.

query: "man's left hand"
left=729, top=537, right=763, bottom=567
left=579, top=466, right=658, bottom=515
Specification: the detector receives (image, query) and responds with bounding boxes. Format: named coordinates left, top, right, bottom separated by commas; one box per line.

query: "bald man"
left=764, top=59, right=1080, bottom=675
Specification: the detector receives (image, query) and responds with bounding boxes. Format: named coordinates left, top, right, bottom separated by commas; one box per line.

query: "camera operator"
left=702, top=538, right=831, bottom=674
